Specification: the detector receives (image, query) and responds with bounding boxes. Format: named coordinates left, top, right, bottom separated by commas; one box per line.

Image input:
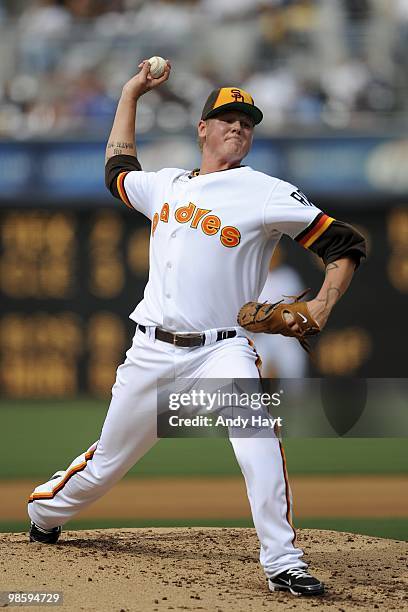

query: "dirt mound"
left=1, top=528, right=407, bottom=611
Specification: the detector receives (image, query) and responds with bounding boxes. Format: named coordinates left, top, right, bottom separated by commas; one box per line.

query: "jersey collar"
left=188, top=165, right=246, bottom=179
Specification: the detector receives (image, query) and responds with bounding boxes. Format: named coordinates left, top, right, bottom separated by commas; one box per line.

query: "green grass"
left=2, top=518, right=407, bottom=541
left=296, top=518, right=408, bottom=541
left=0, top=400, right=407, bottom=478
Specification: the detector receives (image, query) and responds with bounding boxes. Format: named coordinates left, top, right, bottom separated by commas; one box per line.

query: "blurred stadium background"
left=0, top=0, right=407, bottom=539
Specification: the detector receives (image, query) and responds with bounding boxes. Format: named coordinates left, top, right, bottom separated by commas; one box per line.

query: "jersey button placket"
left=163, top=182, right=190, bottom=330
left=163, top=228, right=177, bottom=328
left=164, top=262, right=172, bottom=301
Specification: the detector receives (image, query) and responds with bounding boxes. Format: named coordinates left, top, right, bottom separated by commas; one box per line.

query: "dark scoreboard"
left=0, top=208, right=150, bottom=397
left=0, top=203, right=407, bottom=398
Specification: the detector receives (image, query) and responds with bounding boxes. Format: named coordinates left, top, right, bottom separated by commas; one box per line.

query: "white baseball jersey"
left=122, top=166, right=323, bottom=331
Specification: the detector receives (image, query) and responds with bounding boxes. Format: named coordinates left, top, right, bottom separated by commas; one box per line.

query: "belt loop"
left=140, top=325, right=156, bottom=341
left=204, top=329, right=217, bottom=346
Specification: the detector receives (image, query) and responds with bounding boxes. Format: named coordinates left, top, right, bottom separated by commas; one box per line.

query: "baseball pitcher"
left=28, top=60, right=366, bottom=597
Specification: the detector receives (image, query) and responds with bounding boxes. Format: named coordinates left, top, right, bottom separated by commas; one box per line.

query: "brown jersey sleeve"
left=307, top=219, right=367, bottom=267
left=105, top=154, right=142, bottom=205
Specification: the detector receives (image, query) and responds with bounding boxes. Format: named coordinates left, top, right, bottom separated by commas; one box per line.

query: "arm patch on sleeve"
left=105, top=154, right=142, bottom=207
left=307, top=220, right=367, bottom=267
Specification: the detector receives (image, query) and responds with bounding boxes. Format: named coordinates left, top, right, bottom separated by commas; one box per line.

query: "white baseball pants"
left=28, top=327, right=307, bottom=577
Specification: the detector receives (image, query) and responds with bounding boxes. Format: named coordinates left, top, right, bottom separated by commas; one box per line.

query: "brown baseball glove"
left=237, top=289, right=320, bottom=353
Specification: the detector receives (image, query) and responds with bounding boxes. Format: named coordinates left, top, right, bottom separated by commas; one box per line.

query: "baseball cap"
left=201, top=87, right=263, bottom=125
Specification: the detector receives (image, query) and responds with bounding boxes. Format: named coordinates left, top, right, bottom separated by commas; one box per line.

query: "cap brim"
left=204, top=102, right=263, bottom=125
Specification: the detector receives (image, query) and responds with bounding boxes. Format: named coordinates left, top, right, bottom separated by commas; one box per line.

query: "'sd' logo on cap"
left=230, top=89, right=245, bottom=103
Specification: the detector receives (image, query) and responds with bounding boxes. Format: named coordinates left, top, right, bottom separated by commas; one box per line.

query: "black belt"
left=137, top=324, right=236, bottom=347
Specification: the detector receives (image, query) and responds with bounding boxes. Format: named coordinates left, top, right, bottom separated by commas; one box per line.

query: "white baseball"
left=147, top=56, right=166, bottom=79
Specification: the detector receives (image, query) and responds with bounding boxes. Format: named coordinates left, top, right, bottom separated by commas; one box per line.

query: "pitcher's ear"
left=197, top=119, right=207, bottom=138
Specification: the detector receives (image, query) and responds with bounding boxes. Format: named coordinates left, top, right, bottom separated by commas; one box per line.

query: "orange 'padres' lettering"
left=220, top=225, right=241, bottom=248
left=152, top=201, right=241, bottom=248
left=175, top=202, right=195, bottom=223
left=152, top=212, right=159, bottom=236
left=191, top=208, right=211, bottom=229
left=160, top=203, right=169, bottom=223
left=202, top=214, right=221, bottom=236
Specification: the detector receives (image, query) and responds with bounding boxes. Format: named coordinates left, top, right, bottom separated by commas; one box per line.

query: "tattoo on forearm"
left=106, top=141, right=135, bottom=156
left=327, top=286, right=341, bottom=300
left=325, top=262, right=339, bottom=275
left=116, top=142, right=134, bottom=149
left=316, top=286, right=342, bottom=308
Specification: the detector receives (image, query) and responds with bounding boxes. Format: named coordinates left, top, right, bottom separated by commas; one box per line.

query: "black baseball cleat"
left=29, top=522, right=62, bottom=544
left=29, top=471, right=64, bottom=544
left=268, top=568, right=325, bottom=596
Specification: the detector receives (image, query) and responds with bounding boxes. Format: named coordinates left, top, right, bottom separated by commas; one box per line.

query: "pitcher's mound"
left=1, top=528, right=407, bottom=611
